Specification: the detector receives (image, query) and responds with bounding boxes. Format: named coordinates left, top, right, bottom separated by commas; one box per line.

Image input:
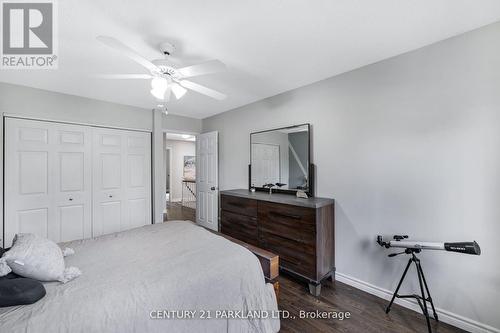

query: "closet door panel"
left=19, top=151, right=49, bottom=195
left=128, top=198, right=146, bottom=229
left=4, top=119, right=54, bottom=246
left=5, top=119, right=92, bottom=246
left=59, top=152, right=84, bottom=191
left=101, top=153, right=122, bottom=189
left=101, top=201, right=122, bottom=235
left=59, top=205, right=85, bottom=241
left=124, top=132, right=151, bottom=231
left=92, top=128, right=150, bottom=237
left=53, top=123, right=92, bottom=242
left=92, top=128, right=124, bottom=237
left=18, top=208, right=49, bottom=238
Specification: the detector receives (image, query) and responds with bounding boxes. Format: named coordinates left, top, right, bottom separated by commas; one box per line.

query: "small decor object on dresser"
left=220, top=189, right=335, bottom=296
left=296, top=190, right=308, bottom=198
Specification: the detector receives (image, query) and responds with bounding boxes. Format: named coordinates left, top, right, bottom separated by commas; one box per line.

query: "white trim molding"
left=3, top=113, right=152, bottom=133
left=336, top=272, right=499, bottom=333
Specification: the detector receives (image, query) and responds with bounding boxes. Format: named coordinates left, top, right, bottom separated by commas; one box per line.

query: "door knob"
left=69, top=198, right=73, bottom=201
left=109, top=195, right=113, bottom=198
left=211, top=187, right=216, bottom=191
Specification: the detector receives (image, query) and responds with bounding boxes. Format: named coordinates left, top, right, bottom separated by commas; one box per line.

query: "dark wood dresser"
left=220, top=189, right=335, bottom=296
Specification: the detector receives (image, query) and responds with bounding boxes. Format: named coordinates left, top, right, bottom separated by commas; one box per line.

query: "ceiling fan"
left=96, top=36, right=227, bottom=102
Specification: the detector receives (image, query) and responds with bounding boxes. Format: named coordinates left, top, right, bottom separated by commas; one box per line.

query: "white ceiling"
left=1, top=0, right=500, bottom=119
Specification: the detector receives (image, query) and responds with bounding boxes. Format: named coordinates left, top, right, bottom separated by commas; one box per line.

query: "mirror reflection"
left=250, top=124, right=309, bottom=192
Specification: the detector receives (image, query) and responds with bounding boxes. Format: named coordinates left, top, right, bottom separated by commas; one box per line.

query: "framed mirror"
left=250, top=123, right=312, bottom=196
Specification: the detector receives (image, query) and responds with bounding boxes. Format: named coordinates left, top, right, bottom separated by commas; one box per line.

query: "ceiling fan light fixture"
left=151, top=77, right=168, bottom=90
left=171, top=82, right=187, bottom=99
left=150, top=77, right=169, bottom=100
left=150, top=87, right=165, bottom=100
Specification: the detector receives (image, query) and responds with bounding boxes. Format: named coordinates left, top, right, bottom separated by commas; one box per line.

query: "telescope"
left=377, top=235, right=481, bottom=333
left=377, top=235, right=481, bottom=255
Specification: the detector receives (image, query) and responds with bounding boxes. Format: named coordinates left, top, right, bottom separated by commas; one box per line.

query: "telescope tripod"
left=386, top=248, right=438, bottom=333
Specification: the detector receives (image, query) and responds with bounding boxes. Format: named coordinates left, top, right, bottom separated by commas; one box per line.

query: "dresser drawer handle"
left=269, top=211, right=302, bottom=220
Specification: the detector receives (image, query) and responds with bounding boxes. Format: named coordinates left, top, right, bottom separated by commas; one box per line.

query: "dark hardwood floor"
left=278, top=273, right=465, bottom=333
left=163, top=201, right=196, bottom=222
left=163, top=205, right=464, bottom=333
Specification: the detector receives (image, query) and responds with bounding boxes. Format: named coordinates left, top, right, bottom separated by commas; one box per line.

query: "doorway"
left=163, top=132, right=196, bottom=222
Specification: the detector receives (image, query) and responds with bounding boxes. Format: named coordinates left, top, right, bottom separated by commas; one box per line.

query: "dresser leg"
left=308, top=282, right=321, bottom=296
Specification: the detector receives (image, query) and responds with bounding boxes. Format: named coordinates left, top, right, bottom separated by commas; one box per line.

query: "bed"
left=0, top=221, right=280, bottom=333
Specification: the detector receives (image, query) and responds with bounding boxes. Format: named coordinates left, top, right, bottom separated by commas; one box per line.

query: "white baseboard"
left=336, top=272, right=498, bottom=333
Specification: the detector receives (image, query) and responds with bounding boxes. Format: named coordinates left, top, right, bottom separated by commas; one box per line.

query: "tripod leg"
left=386, top=257, right=412, bottom=314
left=418, top=261, right=438, bottom=321
left=416, top=259, right=432, bottom=333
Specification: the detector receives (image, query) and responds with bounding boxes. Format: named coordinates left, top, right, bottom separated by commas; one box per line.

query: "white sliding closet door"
left=54, top=124, right=92, bottom=242
left=124, top=131, right=152, bottom=230
left=4, top=118, right=92, bottom=247
left=92, top=128, right=151, bottom=236
left=4, top=118, right=152, bottom=247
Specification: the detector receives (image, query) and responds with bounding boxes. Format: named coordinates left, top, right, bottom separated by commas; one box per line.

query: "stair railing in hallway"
left=181, top=179, right=196, bottom=210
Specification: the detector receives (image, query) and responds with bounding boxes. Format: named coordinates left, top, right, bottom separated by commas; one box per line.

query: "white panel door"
left=4, top=118, right=92, bottom=247
left=124, top=132, right=151, bottom=230
left=251, top=143, right=280, bottom=187
left=196, top=131, right=218, bottom=231
left=5, top=119, right=51, bottom=247
left=92, top=128, right=123, bottom=236
left=53, top=124, right=92, bottom=242
left=92, top=128, right=151, bottom=236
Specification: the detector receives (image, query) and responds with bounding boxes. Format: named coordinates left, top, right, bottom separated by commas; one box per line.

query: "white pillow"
left=0, top=234, right=81, bottom=283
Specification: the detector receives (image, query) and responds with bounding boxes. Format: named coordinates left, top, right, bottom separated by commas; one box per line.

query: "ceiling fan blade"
left=93, top=74, right=153, bottom=79
left=177, top=60, right=226, bottom=78
left=97, top=36, right=159, bottom=73
left=179, top=80, right=227, bottom=100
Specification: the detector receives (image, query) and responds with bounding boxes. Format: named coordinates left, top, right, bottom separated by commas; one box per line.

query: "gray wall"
left=0, top=82, right=201, bottom=132
left=162, top=113, right=202, bottom=134
left=203, top=22, right=500, bottom=331
left=0, top=82, right=153, bottom=130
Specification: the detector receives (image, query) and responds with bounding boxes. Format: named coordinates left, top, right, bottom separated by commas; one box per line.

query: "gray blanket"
left=0, top=221, right=280, bottom=333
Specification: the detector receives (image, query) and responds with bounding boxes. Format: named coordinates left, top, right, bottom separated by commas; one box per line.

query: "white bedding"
left=0, top=221, right=280, bottom=333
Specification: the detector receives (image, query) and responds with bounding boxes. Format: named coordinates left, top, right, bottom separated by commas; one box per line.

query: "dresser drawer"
left=258, top=201, right=316, bottom=226
left=260, top=232, right=316, bottom=278
left=221, top=210, right=258, bottom=246
left=221, top=194, right=257, bottom=217
left=259, top=216, right=315, bottom=244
